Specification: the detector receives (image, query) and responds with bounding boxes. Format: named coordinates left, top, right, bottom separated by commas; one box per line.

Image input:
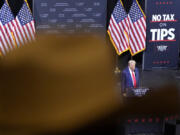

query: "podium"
left=123, top=87, right=163, bottom=135
left=126, top=87, right=150, bottom=97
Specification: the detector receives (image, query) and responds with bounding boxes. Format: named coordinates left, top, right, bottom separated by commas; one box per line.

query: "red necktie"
left=132, top=71, right=136, bottom=88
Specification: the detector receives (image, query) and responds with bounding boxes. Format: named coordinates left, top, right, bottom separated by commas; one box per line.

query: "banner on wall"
left=143, top=0, right=180, bottom=70
left=33, top=0, right=107, bottom=34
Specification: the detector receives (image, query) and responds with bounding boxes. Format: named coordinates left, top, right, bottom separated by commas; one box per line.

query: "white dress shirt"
left=129, top=67, right=135, bottom=86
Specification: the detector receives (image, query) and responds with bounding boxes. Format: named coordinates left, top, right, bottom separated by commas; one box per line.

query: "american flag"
left=13, top=1, right=35, bottom=45
left=108, top=0, right=129, bottom=55
left=0, top=1, right=16, bottom=55
left=128, top=0, right=146, bottom=56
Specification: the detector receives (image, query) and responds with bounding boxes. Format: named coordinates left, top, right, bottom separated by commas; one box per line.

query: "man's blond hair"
left=128, top=60, right=136, bottom=66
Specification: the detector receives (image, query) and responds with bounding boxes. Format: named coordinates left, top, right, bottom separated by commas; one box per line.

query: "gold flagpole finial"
left=114, top=66, right=121, bottom=74
left=24, top=0, right=32, bottom=13
left=5, top=0, right=10, bottom=6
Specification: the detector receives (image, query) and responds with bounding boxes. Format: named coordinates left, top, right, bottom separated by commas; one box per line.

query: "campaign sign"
left=143, top=0, right=180, bottom=69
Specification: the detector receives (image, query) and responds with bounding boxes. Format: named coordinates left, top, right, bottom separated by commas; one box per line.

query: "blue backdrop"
left=33, top=0, right=107, bottom=34
left=143, top=0, right=180, bottom=69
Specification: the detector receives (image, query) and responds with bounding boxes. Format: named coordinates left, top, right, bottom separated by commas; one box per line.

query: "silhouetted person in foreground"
left=0, top=34, right=179, bottom=135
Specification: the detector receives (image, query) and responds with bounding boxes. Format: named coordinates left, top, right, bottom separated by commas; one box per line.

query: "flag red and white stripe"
left=108, top=0, right=129, bottom=55
left=128, top=0, right=146, bottom=55
left=0, top=1, right=17, bottom=55
left=13, top=1, right=35, bottom=46
left=13, top=18, right=35, bottom=45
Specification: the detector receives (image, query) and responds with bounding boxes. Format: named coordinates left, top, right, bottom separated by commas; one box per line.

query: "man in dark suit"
left=121, top=60, right=140, bottom=96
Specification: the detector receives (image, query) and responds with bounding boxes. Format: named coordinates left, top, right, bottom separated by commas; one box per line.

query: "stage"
left=116, top=68, right=180, bottom=135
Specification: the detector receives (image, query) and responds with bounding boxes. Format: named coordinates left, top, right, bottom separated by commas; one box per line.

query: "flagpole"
left=131, top=55, right=133, bottom=60
left=5, top=0, right=9, bottom=6
left=5, top=0, right=18, bottom=48
left=142, top=0, right=147, bottom=71
left=116, top=54, right=118, bottom=69
left=24, top=0, right=32, bottom=13
left=115, top=55, right=121, bottom=74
